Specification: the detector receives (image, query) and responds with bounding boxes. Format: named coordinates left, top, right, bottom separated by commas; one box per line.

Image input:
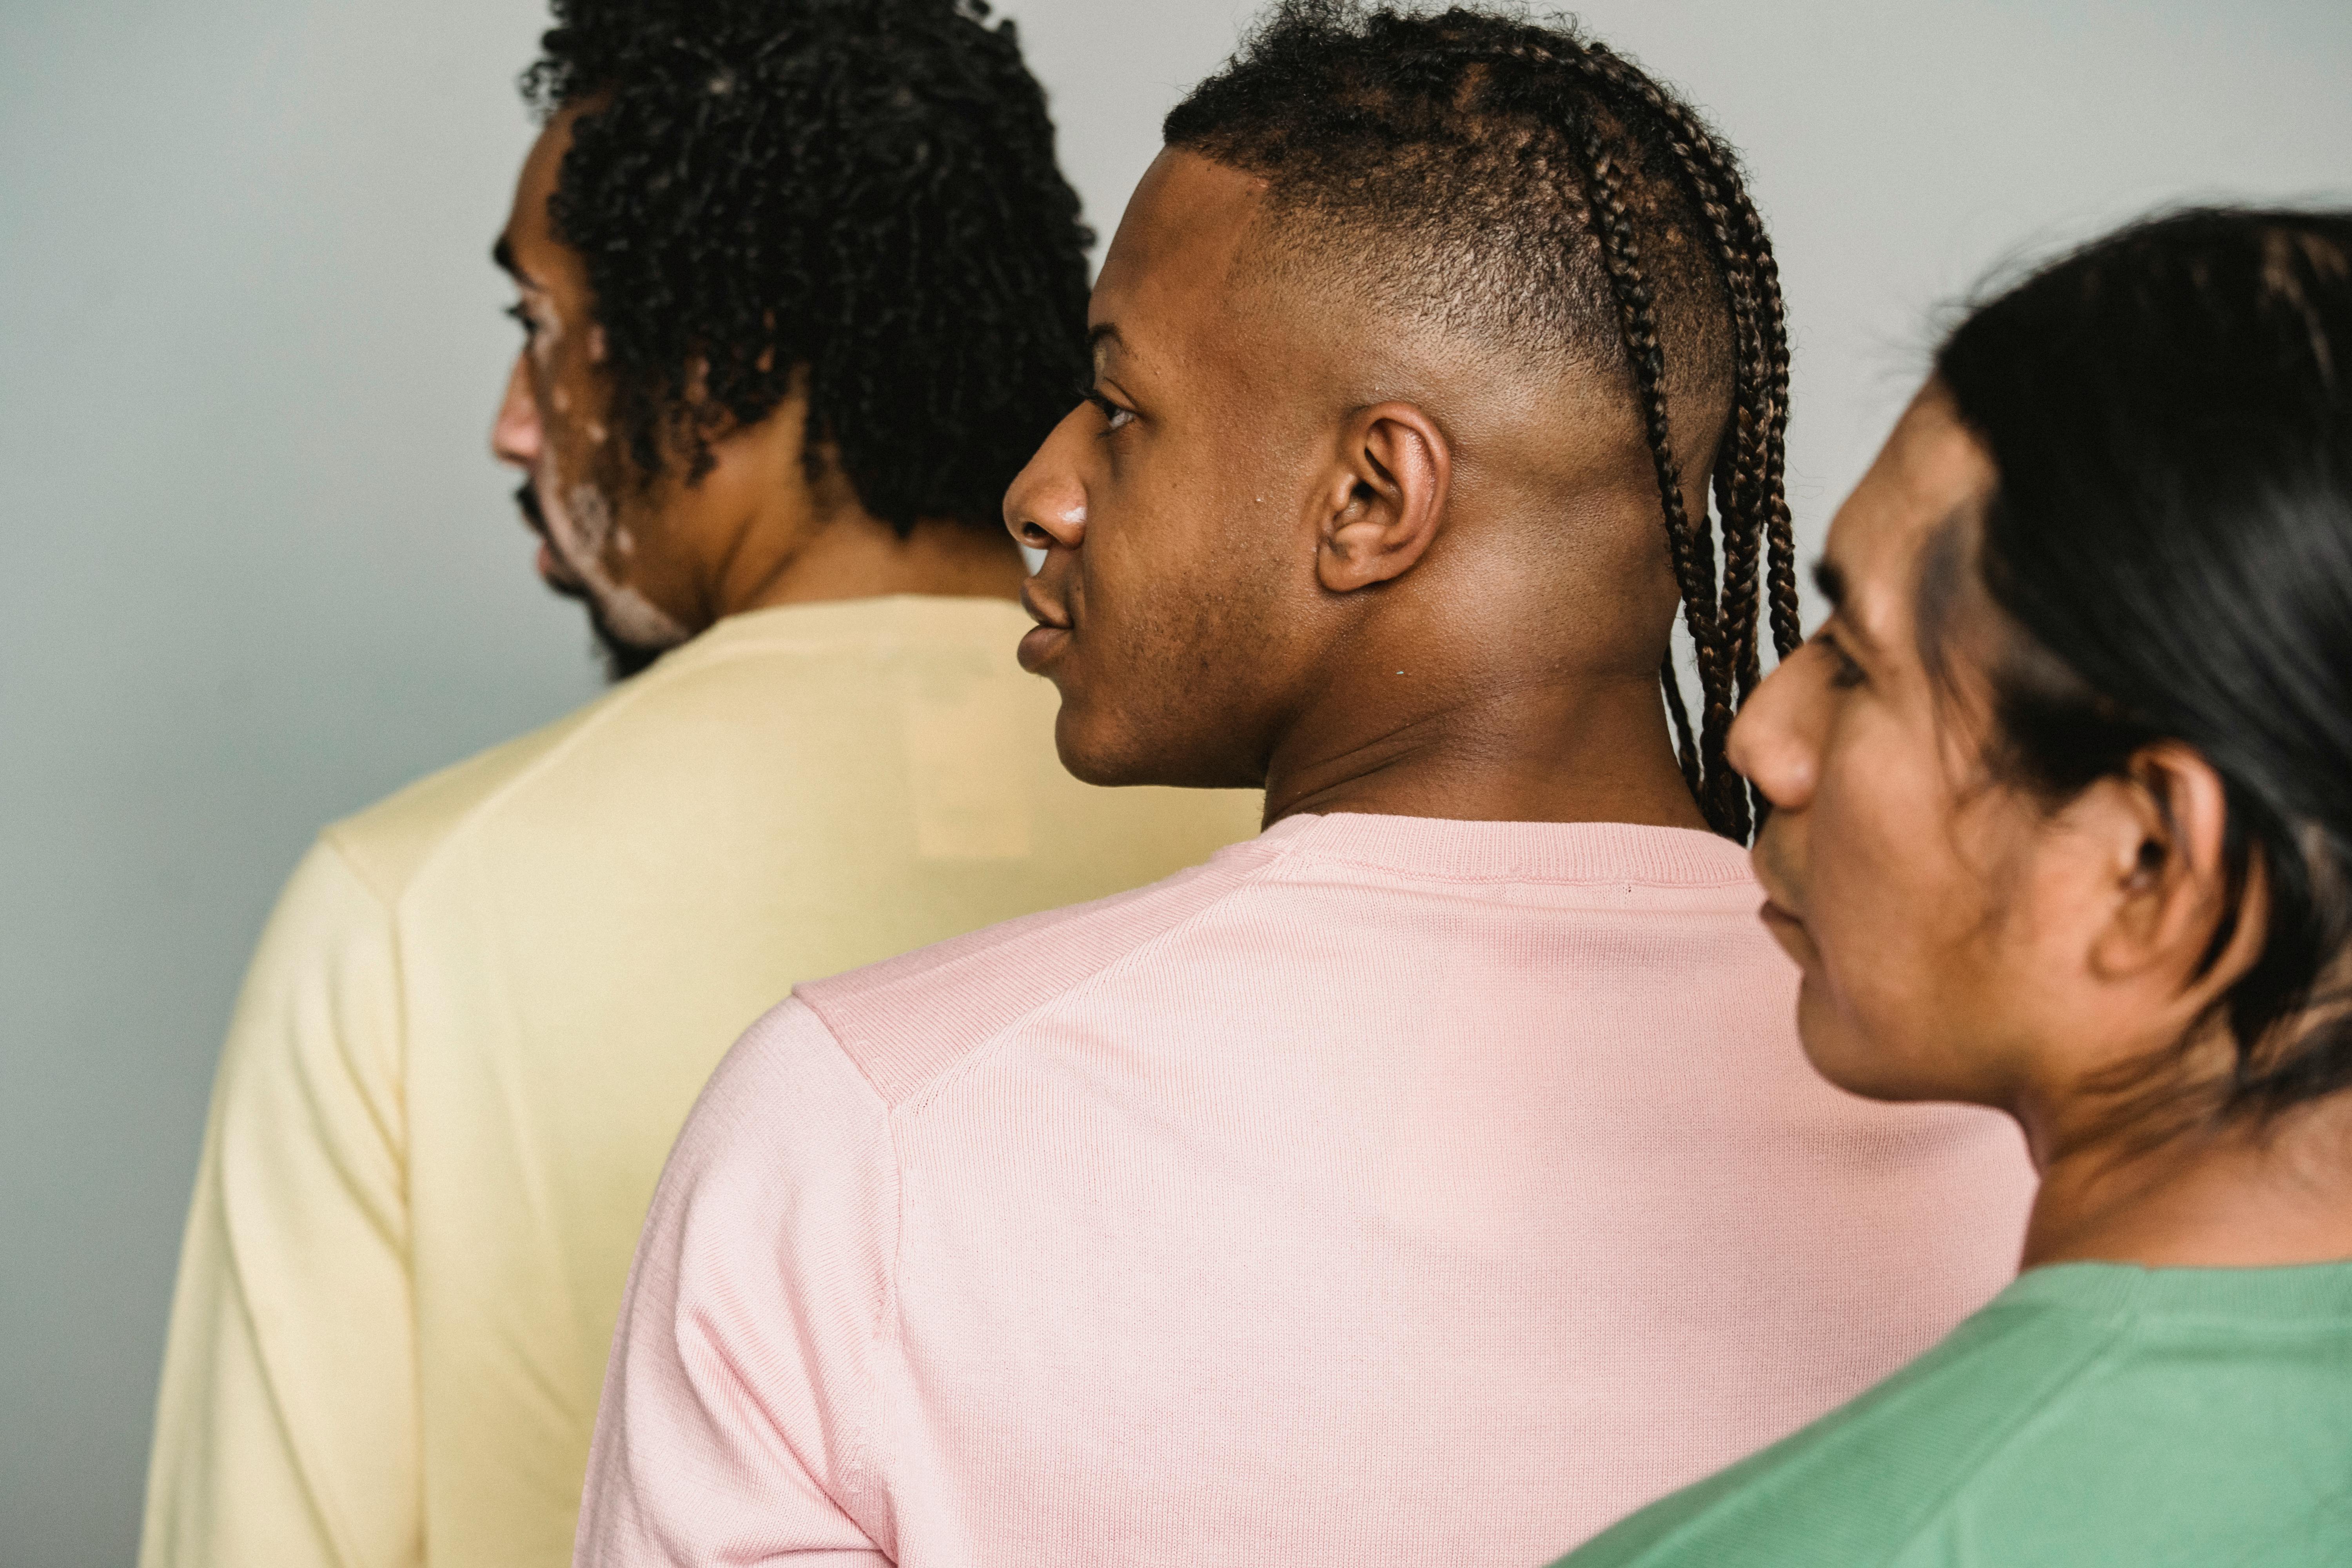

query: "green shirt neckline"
left=1998, top=1256, right=2352, bottom=1322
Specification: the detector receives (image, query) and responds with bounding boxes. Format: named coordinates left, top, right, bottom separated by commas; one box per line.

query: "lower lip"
left=537, top=541, right=555, bottom=577
left=1757, top=900, right=1815, bottom=959
left=1017, top=624, right=1070, bottom=673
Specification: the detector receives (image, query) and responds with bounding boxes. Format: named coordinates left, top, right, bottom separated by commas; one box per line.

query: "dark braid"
left=1167, top=2, right=1799, bottom=838
left=1568, top=40, right=1802, bottom=831
left=1561, top=101, right=1745, bottom=831
left=1501, top=28, right=1800, bottom=837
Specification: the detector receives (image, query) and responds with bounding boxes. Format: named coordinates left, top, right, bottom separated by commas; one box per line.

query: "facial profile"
left=1728, top=389, right=2037, bottom=1102
left=1003, top=144, right=1706, bottom=814
left=1006, top=150, right=1465, bottom=791
left=492, top=105, right=687, bottom=681
left=1730, top=384, right=2269, bottom=1131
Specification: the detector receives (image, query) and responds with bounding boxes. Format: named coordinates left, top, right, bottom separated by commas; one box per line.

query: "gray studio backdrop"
left=4, top=0, right=2348, bottom=1561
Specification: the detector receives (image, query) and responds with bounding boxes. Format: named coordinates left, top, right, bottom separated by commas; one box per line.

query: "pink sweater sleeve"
left=575, top=1000, right=897, bottom=1567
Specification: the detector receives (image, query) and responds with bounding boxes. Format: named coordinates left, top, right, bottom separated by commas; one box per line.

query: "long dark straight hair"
left=1936, top=207, right=2352, bottom=1119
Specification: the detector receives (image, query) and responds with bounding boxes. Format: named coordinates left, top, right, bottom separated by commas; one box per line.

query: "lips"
left=514, top=481, right=549, bottom=540
left=1754, top=887, right=1818, bottom=971
left=1017, top=582, right=1073, bottom=674
left=1747, top=820, right=1818, bottom=965
left=515, top=483, right=585, bottom=596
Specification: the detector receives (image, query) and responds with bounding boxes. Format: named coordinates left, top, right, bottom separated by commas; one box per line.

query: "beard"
left=514, top=483, right=666, bottom=683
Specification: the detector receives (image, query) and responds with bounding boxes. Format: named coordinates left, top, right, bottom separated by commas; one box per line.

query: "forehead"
left=1089, top=150, right=1268, bottom=358
left=1826, top=387, right=1996, bottom=634
left=503, top=109, right=583, bottom=270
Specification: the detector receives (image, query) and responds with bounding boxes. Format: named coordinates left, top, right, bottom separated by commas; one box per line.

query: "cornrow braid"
left=1476, top=25, right=1798, bottom=838
left=1569, top=40, right=1805, bottom=825
left=1562, top=102, right=1744, bottom=832
left=1166, top=3, right=1802, bottom=840
left=1565, top=39, right=1802, bottom=833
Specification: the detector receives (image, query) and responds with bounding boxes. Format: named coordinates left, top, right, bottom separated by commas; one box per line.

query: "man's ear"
left=2085, top=740, right=2265, bottom=1005
left=1314, top=401, right=1450, bottom=594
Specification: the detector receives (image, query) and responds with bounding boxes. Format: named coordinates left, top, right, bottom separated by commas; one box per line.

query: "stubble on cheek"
left=535, top=443, right=688, bottom=651
left=1050, top=539, right=1253, bottom=785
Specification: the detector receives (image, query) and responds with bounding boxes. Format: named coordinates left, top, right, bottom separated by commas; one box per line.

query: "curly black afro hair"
left=522, top=0, right=1093, bottom=535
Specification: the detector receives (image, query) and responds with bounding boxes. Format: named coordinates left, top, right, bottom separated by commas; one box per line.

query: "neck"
left=1261, top=669, right=1710, bottom=832
left=722, top=506, right=1024, bottom=619
left=2020, top=1089, right=2352, bottom=1271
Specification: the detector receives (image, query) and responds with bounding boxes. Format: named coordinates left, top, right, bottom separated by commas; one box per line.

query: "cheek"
left=1793, top=744, right=1992, bottom=1097
left=1050, top=443, right=1301, bottom=782
left=1084, top=433, right=1264, bottom=644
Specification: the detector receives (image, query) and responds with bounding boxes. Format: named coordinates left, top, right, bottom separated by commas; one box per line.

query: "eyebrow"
left=1086, top=322, right=1125, bottom=370
left=1811, top=555, right=1890, bottom=655
left=1811, top=557, right=1847, bottom=612
left=492, top=235, right=528, bottom=283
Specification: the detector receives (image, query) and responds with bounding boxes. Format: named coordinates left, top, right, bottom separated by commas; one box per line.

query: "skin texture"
left=492, top=105, right=1024, bottom=677
left=1004, top=149, right=1718, bottom=829
left=1730, top=384, right=2352, bottom=1272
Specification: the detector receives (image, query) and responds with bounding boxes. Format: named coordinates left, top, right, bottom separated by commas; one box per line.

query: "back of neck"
left=1262, top=672, right=1710, bottom=832
left=2022, top=1094, right=2352, bottom=1270
left=731, top=510, right=1024, bottom=617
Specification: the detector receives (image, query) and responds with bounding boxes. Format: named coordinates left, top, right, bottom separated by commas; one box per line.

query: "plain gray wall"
left=4, top=2, right=2348, bottom=1561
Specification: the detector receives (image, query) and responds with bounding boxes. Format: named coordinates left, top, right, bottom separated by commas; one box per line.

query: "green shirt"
left=1559, top=1260, right=2352, bottom=1568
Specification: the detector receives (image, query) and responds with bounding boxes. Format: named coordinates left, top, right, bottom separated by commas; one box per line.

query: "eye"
left=1082, top=388, right=1135, bottom=434
left=504, top=301, right=539, bottom=340
left=1815, top=630, right=1866, bottom=690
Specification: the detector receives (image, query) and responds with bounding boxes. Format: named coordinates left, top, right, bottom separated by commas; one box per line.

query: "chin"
left=1795, top=988, right=1976, bottom=1107
left=1048, top=703, right=1144, bottom=787
left=1052, top=706, right=1261, bottom=792
left=1793, top=987, right=1907, bottom=1102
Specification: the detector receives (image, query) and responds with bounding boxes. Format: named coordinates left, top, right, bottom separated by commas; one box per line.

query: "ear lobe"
left=1316, top=402, right=1450, bottom=594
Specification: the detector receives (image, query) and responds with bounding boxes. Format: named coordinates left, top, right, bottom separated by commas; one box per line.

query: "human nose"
left=1003, top=404, right=1093, bottom=553
left=1727, top=652, right=1821, bottom=813
left=491, top=354, right=540, bottom=470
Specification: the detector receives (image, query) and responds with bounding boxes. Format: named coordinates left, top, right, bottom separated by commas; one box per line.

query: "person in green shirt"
left=1558, top=206, right=2352, bottom=1567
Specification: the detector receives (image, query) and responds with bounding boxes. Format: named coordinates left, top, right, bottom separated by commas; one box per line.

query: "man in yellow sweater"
left=137, top=5, right=1256, bottom=1566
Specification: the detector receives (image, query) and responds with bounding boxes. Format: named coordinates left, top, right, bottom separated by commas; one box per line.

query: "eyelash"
left=504, top=302, right=538, bottom=339
left=1817, top=631, right=1866, bottom=690
left=1081, top=387, right=1134, bottom=433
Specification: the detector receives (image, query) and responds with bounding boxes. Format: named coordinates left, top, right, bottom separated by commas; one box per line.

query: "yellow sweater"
left=140, top=596, right=1260, bottom=1568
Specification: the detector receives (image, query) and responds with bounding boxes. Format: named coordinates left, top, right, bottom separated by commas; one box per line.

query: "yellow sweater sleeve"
left=141, top=840, right=421, bottom=1568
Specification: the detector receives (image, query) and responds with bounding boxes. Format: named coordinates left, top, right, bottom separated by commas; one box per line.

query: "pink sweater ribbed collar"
left=1264, top=811, right=1755, bottom=886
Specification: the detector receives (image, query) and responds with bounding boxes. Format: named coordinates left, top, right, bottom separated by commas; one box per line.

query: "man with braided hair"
left=577, top=5, right=2035, bottom=1564
left=139, top=5, right=1259, bottom=1567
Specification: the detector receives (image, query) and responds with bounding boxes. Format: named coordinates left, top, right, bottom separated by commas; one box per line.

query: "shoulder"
left=795, top=829, right=1298, bottom=1109
left=661, top=996, right=898, bottom=1210
left=647, top=838, right=1293, bottom=1292
left=1566, top=1295, right=2119, bottom=1567
left=320, top=705, right=599, bottom=905
left=209, top=837, right=413, bottom=1177
left=317, top=605, right=904, bottom=906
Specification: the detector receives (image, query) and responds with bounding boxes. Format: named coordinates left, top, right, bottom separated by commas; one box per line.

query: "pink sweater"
left=577, top=815, right=2034, bottom=1566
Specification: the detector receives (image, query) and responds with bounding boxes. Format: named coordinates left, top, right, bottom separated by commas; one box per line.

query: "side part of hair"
left=524, top=0, right=1093, bottom=535
left=1163, top=0, right=1800, bottom=840
left=1938, top=206, right=2352, bottom=1119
